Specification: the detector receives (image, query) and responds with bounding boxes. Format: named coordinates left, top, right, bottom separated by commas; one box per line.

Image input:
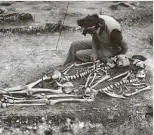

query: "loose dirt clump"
left=0, top=2, right=13, bottom=7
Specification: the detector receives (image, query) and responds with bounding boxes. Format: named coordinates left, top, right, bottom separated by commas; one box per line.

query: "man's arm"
left=110, top=29, right=128, bottom=54
left=91, top=34, right=99, bottom=62
left=110, top=29, right=123, bottom=44
left=118, top=40, right=128, bottom=54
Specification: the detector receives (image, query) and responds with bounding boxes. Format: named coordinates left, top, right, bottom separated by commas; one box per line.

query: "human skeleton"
left=0, top=54, right=152, bottom=108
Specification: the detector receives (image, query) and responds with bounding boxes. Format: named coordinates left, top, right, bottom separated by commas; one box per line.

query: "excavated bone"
left=91, top=74, right=111, bottom=89
left=4, top=88, right=63, bottom=96
left=97, top=78, right=140, bottom=98
left=136, top=69, right=146, bottom=79
left=108, top=71, right=129, bottom=81
left=34, top=94, right=82, bottom=99
left=52, top=70, right=62, bottom=79
left=103, top=90, right=126, bottom=99
left=89, top=72, right=97, bottom=86
left=123, top=86, right=152, bottom=97
left=5, top=98, right=50, bottom=104
left=0, top=98, right=94, bottom=108
left=2, top=95, right=25, bottom=100
left=85, top=72, right=93, bottom=88
left=3, top=75, right=51, bottom=92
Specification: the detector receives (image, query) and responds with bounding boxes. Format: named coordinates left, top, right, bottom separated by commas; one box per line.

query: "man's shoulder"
left=99, top=15, right=121, bottom=32
left=98, top=15, right=118, bottom=23
left=98, top=15, right=113, bottom=18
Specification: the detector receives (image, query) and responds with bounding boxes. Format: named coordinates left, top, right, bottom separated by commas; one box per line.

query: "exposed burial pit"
left=0, top=1, right=153, bottom=135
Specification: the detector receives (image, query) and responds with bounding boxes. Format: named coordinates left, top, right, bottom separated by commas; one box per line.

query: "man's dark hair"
left=77, top=14, right=105, bottom=36
left=77, top=14, right=100, bottom=28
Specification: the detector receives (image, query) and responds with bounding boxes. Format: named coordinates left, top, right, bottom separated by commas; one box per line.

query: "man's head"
left=77, top=14, right=105, bottom=36
left=77, top=14, right=100, bottom=28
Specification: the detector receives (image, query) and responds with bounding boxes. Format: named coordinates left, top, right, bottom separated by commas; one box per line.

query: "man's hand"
left=117, top=46, right=122, bottom=52
left=82, top=26, right=97, bottom=36
left=106, top=62, right=116, bottom=68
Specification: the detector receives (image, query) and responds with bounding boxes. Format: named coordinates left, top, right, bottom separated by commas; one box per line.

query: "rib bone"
left=122, top=71, right=132, bottom=80
left=63, top=63, right=75, bottom=75
left=85, top=72, right=93, bottom=87
left=89, top=72, right=97, bottom=86
left=91, top=74, right=110, bottom=89
left=103, top=90, right=126, bottom=99
left=123, top=86, right=152, bottom=97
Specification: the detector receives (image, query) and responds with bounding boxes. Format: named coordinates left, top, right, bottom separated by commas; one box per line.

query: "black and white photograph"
left=0, top=1, right=153, bottom=135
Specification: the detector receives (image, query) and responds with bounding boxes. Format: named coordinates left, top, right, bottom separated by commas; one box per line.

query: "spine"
left=64, top=68, right=94, bottom=81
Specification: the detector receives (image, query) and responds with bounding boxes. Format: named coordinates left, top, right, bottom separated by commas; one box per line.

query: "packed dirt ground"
left=0, top=1, right=153, bottom=135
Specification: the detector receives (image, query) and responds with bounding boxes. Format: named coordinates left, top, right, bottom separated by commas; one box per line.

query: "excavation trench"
left=0, top=94, right=152, bottom=135
left=0, top=23, right=78, bottom=35
left=0, top=64, right=152, bottom=134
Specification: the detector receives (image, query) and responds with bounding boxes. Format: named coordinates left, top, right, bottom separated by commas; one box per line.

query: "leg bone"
left=27, top=75, right=51, bottom=89
left=2, top=95, right=25, bottom=100
left=34, top=94, right=83, bottom=99
left=1, top=98, right=94, bottom=108
left=8, top=88, right=63, bottom=96
left=6, top=98, right=50, bottom=104
left=3, top=75, right=51, bottom=92
left=0, top=102, right=45, bottom=108
left=49, top=98, right=94, bottom=105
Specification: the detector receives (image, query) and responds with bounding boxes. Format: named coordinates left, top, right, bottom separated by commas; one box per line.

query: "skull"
left=112, top=54, right=130, bottom=67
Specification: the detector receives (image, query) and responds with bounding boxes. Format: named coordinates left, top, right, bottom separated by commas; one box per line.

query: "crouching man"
left=64, top=14, right=128, bottom=66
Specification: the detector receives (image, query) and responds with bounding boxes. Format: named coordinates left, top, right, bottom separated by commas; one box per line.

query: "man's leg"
left=64, top=40, right=92, bottom=65
left=76, top=49, right=92, bottom=62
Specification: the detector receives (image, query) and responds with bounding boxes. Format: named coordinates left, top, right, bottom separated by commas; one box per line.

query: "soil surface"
left=0, top=1, right=153, bottom=135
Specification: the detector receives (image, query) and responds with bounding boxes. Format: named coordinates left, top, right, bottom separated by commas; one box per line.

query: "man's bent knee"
left=71, top=41, right=81, bottom=49
left=75, top=50, right=91, bottom=62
